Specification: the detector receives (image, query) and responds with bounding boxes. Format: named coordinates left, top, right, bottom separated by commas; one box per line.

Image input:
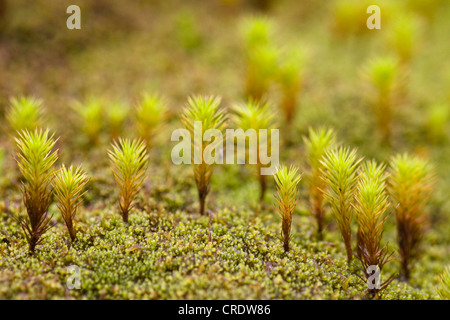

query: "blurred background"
left=0, top=1, right=449, bottom=187
left=0, top=0, right=449, bottom=143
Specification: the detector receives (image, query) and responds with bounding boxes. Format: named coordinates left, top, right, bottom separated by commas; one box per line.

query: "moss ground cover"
left=0, top=0, right=449, bottom=300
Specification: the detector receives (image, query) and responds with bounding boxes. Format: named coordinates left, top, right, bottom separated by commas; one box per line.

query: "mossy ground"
left=0, top=0, right=449, bottom=299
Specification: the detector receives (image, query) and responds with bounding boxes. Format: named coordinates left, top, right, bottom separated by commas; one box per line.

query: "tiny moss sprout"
left=6, top=96, right=44, bottom=133
left=353, top=160, right=394, bottom=299
left=274, top=165, right=301, bottom=253
left=108, top=138, right=148, bottom=223
left=181, top=95, right=227, bottom=215
left=135, top=93, right=167, bottom=146
left=14, top=129, right=59, bottom=253
left=53, top=165, right=89, bottom=242
left=321, top=147, right=362, bottom=263
left=232, top=100, right=276, bottom=201
left=388, top=153, right=434, bottom=280
left=303, top=127, right=336, bottom=239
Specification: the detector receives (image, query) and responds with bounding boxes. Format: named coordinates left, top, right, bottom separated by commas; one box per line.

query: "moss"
left=0, top=196, right=441, bottom=299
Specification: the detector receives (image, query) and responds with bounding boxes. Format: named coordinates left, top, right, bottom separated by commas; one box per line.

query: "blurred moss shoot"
left=362, top=55, right=401, bottom=145
left=15, top=129, right=58, bottom=253
left=426, top=102, right=449, bottom=143
left=135, top=93, right=167, bottom=146
left=181, top=95, right=227, bottom=216
left=274, top=165, right=301, bottom=253
left=277, top=47, right=305, bottom=126
left=108, top=138, right=148, bottom=223
left=321, top=147, right=362, bottom=263
left=303, top=127, right=336, bottom=239
left=175, top=10, right=203, bottom=51
left=53, top=165, right=89, bottom=242
left=72, top=97, right=105, bottom=146
left=241, top=16, right=278, bottom=101
left=232, top=100, right=276, bottom=202
left=353, top=160, right=394, bottom=298
left=107, top=101, right=130, bottom=140
left=7, top=96, right=44, bottom=134
left=386, top=14, right=421, bottom=64
left=388, top=153, right=434, bottom=280
left=332, top=0, right=370, bottom=36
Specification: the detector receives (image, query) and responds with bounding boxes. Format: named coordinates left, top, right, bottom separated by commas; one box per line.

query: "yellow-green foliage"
left=354, top=160, right=394, bottom=298
left=407, top=0, right=443, bottom=20
left=247, top=46, right=279, bottom=101
left=6, top=96, right=44, bottom=133
left=363, top=55, right=400, bottom=98
left=274, top=165, right=301, bottom=252
left=362, top=55, right=400, bottom=144
left=107, top=101, right=130, bottom=140
left=321, top=147, right=362, bottom=263
left=241, top=15, right=272, bottom=51
left=386, top=14, right=421, bottom=63
left=53, top=165, right=89, bottom=242
left=15, top=129, right=59, bottom=253
left=182, top=95, right=227, bottom=215
left=437, top=266, right=450, bottom=299
left=303, top=127, right=336, bottom=238
left=232, top=100, right=276, bottom=201
left=277, top=48, right=305, bottom=124
left=426, top=102, right=449, bottom=143
left=175, top=10, right=203, bottom=51
left=135, top=93, right=167, bottom=145
left=388, top=153, right=434, bottom=280
left=72, top=97, right=105, bottom=146
left=332, top=0, right=370, bottom=36
left=241, top=16, right=278, bottom=100
left=108, top=138, right=148, bottom=223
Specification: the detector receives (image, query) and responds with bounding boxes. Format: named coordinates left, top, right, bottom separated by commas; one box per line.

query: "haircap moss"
left=274, top=165, right=302, bottom=252
left=320, top=146, right=363, bottom=264
left=232, top=100, right=276, bottom=201
left=108, top=138, right=148, bottom=223
left=14, top=128, right=59, bottom=253
left=181, top=95, right=228, bottom=216
left=388, top=153, right=434, bottom=281
left=53, top=164, right=89, bottom=242
left=353, top=160, right=395, bottom=298
left=303, top=127, right=336, bottom=239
